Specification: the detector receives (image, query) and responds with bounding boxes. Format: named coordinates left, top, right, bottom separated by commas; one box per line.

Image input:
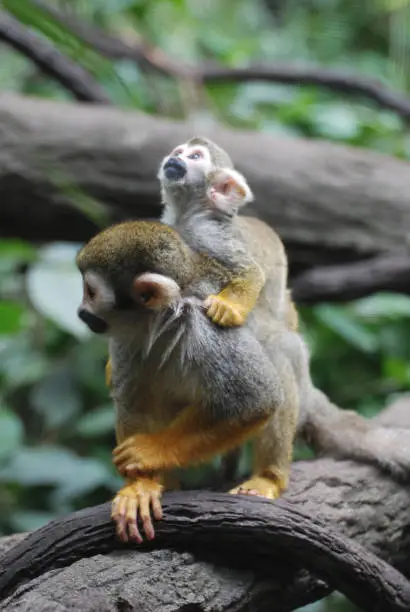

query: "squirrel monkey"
left=76, top=220, right=290, bottom=542
left=158, top=138, right=297, bottom=331
left=77, top=220, right=410, bottom=544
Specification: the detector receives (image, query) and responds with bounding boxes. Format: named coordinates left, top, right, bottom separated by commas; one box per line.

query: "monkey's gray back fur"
left=109, top=295, right=286, bottom=438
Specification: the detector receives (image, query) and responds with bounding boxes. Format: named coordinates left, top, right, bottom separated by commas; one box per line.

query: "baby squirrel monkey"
left=159, top=136, right=298, bottom=334
left=186, top=165, right=264, bottom=328
left=76, top=220, right=287, bottom=543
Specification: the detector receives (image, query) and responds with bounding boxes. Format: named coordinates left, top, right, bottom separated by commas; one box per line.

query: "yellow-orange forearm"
left=218, top=263, right=265, bottom=317
left=206, top=262, right=265, bottom=327
left=113, top=405, right=269, bottom=474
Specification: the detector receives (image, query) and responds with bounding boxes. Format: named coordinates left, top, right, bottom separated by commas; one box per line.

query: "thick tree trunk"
left=1, top=94, right=410, bottom=274
left=1, top=400, right=410, bottom=612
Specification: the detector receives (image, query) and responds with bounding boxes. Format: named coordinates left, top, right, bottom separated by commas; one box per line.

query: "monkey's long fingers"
left=205, top=295, right=244, bottom=327
left=112, top=440, right=133, bottom=458
left=234, top=487, right=262, bottom=496
left=113, top=450, right=143, bottom=475
left=151, top=492, right=163, bottom=521
left=112, top=495, right=129, bottom=543
left=126, top=497, right=142, bottom=544
left=204, top=296, right=222, bottom=320
left=139, top=495, right=155, bottom=541
left=219, top=309, right=243, bottom=327
left=229, top=476, right=282, bottom=499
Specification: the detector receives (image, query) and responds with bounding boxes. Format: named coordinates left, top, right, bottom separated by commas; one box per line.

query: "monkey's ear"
left=213, top=169, right=254, bottom=208
left=131, top=273, right=181, bottom=310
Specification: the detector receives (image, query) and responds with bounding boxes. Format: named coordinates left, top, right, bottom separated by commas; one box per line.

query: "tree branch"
left=200, top=64, right=410, bottom=120
left=1, top=93, right=410, bottom=279
left=0, top=12, right=111, bottom=104
left=292, top=253, right=410, bottom=303
left=1, top=492, right=410, bottom=611
left=1, top=396, right=410, bottom=612
left=34, top=1, right=410, bottom=121
left=2, top=397, right=410, bottom=611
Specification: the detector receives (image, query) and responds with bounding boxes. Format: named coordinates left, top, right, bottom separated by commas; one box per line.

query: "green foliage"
left=1, top=2, right=410, bottom=610
left=0, top=239, right=117, bottom=533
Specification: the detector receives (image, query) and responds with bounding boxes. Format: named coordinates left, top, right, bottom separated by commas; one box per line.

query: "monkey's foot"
left=229, top=475, right=286, bottom=500
left=204, top=295, right=245, bottom=327
left=111, top=477, right=163, bottom=543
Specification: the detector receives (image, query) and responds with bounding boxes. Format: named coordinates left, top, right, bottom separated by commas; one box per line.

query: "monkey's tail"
left=301, top=387, right=410, bottom=482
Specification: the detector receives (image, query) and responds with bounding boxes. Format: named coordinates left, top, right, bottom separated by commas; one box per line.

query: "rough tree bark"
left=1, top=93, right=410, bottom=276
left=1, top=399, right=410, bottom=612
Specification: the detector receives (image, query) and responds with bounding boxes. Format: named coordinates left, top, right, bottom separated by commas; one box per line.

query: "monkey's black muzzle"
left=77, top=308, right=108, bottom=334
left=163, top=157, right=187, bottom=181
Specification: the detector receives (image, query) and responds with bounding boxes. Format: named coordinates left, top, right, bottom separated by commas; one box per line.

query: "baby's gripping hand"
left=204, top=294, right=246, bottom=327
left=204, top=264, right=265, bottom=328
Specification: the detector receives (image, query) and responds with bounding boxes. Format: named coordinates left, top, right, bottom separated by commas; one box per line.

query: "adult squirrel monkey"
left=76, top=220, right=290, bottom=542
left=76, top=217, right=410, bottom=544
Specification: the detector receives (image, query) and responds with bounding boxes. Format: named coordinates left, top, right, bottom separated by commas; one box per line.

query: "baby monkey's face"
left=158, top=141, right=213, bottom=188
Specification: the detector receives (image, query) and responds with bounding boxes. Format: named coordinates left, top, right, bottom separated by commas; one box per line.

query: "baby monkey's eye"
left=188, top=150, right=203, bottom=160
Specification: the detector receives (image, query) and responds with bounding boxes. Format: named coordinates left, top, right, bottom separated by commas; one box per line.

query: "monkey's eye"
left=139, top=291, right=152, bottom=303
left=84, top=282, right=96, bottom=300
left=188, top=150, right=203, bottom=160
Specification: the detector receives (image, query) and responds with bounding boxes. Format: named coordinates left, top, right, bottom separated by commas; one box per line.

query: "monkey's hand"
left=204, top=293, right=246, bottom=327
left=113, top=433, right=169, bottom=475
left=204, top=264, right=266, bottom=328
left=111, top=476, right=163, bottom=543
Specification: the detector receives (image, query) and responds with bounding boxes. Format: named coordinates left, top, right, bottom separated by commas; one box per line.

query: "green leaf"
left=31, top=367, right=82, bottom=430
left=4, top=0, right=133, bottom=107
left=0, top=302, right=26, bottom=334
left=383, top=357, right=410, bottom=385
left=0, top=337, right=49, bottom=388
left=26, top=243, right=91, bottom=339
left=51, top=460, right=114, bottom=504
left=0, top=408, right=23, bottom=461
left=76, top=405, right=115, bottom=438
left=314, top=305, right=379, bottom=353
left=353, top=293, right=410, bottom=320
left=0, top=446, right=111, bottom=499
left=0, top=239, right=37, bottom=263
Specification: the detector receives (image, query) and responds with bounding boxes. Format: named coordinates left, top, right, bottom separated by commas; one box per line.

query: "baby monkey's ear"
left=209, top=168, right=254, bottom=215
left=131, top=273, right=181, bottom=310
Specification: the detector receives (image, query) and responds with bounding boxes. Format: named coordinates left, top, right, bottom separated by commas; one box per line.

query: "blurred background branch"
left=4, top=1, right=410, bottom=120
left=0, top=12, right=111, bottom=103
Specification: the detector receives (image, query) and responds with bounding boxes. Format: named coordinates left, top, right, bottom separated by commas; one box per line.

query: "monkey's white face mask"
left=158, top=143, right=213, bottom=188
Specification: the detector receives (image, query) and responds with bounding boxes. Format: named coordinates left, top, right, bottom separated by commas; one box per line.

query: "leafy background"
left=1, top=1, right=410, bottom=610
